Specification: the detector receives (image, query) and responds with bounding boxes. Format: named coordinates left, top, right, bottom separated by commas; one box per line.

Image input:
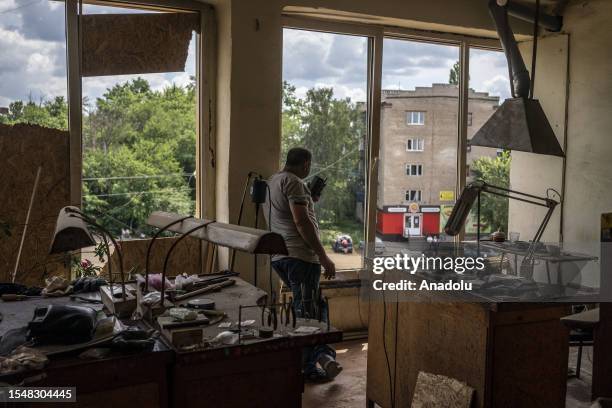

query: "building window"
left=406, top=164, right=423, bottom=176
left=406, top=138, right=424, bottom=151
left=406, top=111, right=425, bottom=125
left=467, top=112, right=473, bottom=126
left=405, top=190, right=422, bottom=202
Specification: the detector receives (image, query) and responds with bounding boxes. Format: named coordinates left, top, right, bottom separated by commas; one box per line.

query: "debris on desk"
left=218, top=322, right=232, bottom=329
left=168, top=307, right=198, bottom=322
left=0, top=346, right=48, bottom=375
left=41, top=276, right=73, bottom=297
left=212, top=331, right=239, bottom=345
left=72, top=276, right=107, bottom=293
left=78, top=347, right=112, bottom=360
left=293, top=326, right=320, bottom=335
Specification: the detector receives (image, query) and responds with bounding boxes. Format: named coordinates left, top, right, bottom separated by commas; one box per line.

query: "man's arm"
left=290, top=202, right=336, bottom=279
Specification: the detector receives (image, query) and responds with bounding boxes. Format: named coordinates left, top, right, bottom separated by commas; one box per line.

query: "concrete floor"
left=303, top=340, right=594, bottom=408
left=303, top=339, right=368, bottom=408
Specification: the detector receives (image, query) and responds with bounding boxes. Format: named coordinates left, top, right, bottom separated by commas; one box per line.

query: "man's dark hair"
left=285, top=147, right=312, bottom=167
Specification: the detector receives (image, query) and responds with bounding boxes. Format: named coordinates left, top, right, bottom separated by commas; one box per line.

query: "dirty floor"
left=303, top=340, right=594, bottom=408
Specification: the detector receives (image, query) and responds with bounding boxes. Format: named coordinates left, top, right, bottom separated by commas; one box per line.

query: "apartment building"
left=377, top=83, right=499, bottom=239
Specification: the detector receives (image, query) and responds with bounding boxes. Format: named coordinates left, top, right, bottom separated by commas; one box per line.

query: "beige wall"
left=562, top=0, right=612, bottom=244
left=508, top=34, right=567, bottom=243
left=508, top=0, right=612, bottom=287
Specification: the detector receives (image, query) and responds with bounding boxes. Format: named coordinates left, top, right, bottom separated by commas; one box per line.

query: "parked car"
left=332, top=234, right=353, bottom=254
left=358, top=237, right=385, bottom=255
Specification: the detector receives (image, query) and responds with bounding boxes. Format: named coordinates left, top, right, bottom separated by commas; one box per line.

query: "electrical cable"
left=230, top=172, right=257, bottom=271
left=381, top=271, right=395, bottom=408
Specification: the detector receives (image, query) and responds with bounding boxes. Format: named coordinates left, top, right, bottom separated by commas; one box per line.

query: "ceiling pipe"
left=498, top=0, right=563, bottom=32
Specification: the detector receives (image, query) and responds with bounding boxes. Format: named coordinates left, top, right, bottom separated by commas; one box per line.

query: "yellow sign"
left=439, top=190, right=455, bottom=201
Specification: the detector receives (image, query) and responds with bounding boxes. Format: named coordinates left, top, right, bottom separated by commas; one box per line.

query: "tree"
left=470, top=150, right=511, bottom=232
left=0, top=97, right=68, bottom=130
left=2, top=78, right=197, bottom=237
left=82, top=78, right=196, bottom=235
left=449, top=61, right=460, bottom=85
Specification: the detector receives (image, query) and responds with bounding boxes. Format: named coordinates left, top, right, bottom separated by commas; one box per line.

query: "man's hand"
left=319, top=254, right=336, bottom=280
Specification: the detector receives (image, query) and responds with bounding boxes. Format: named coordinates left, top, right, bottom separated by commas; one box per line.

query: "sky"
left=0, top=0, right=196, bottom=107
left=0, top=1, right=510, bottom=107
left=283, top=28, right=512, bottom=103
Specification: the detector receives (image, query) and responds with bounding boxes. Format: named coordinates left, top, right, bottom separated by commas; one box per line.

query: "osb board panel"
left=0, top=123, right=70, bottom=286
left=82, top=12, right=199, bottom=77
left=411, top=371, right=474, bottom=408
left=367, top=302, right=488, bottom=408
left=102, top=236, right=202, bottom=279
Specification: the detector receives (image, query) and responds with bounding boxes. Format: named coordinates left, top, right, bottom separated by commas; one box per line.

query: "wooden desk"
left=164, top=277, right=343, bottom=408
left=366, top=300, right=569, bottom=408
left=0, top=297, right=173, bottom=408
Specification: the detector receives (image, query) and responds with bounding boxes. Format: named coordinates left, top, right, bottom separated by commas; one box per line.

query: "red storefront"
left=377, top=205, right=441, bottom=239
left=376, top=206, right=408, bottom=240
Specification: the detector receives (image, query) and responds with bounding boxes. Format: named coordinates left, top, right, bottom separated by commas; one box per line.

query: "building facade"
left=376, top=83, right=499, bottom=239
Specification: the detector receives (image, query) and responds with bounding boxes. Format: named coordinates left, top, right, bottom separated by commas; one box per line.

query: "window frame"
left=406, top=163, right=423, bottom=176
left=405, top=189, right=422, bottom=202
left=66, top=0, right=216, bottom=221
left=281, top=16, right=505, bottom=269
left=406, top=111, right=425, bottom=126
left=406, top=138, right=424, bottom=152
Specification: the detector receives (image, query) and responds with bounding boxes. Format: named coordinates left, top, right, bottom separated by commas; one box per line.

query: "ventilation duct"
left=469, top=0, right=565, bottom=157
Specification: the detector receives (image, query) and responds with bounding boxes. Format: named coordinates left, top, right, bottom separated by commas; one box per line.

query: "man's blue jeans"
left=272, top=257, right=336, bottom=375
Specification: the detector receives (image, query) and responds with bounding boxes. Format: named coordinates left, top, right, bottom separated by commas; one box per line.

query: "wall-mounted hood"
left=469, top=0, right=565, bottom=157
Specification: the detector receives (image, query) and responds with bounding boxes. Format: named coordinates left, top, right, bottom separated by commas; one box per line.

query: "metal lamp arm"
left=145, top=215, right=193, bottom=292
left=160, top=220, right=215, bottom=304
left=66, top=208, right=126, bottom=299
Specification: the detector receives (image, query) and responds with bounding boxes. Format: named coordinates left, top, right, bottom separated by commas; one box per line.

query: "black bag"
left=27, top=305, right=98, bottom=345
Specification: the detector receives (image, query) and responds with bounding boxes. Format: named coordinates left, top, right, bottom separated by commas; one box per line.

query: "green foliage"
left=0, top=96, right=68, bottom=130
left=470, top=150, right=511, bottom=232
left=449, top=61, right=460, bottom=85
left=281, top=82, right=366, bottom=230
left=2, top=78, right=196, bottom=237
left=82, top=78, right=196, bottom=236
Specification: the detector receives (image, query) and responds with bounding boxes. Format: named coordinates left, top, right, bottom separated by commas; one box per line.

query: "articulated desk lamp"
left=145, top=211, right=288, bottom=310
left=50, top=206, right=135, bottom=316
left=444, top=181, right=560, bottom=274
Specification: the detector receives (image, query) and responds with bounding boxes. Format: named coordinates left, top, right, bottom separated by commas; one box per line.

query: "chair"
left=561, top=307, right=599, bottom=378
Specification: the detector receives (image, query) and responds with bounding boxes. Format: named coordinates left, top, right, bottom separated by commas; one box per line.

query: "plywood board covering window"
left=82, top=12, right=199, bottom=77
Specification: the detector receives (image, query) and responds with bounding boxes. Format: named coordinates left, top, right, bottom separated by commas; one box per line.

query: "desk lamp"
left=445, top=181, right=559, bottom=271
left=50, top=206, right=135, bottom=316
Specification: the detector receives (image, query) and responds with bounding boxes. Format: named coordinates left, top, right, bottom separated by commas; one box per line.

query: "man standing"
left=265, top=147, right=342, bottom=382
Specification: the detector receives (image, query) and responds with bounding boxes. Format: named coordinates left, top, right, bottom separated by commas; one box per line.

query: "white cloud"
left=0, top=2, right=197, bottom=107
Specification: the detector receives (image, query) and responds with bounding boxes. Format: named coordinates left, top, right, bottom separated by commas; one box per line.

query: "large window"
left=378, top=38, right=459, bottom=241
left=281, top=27, right=368, bottom=270
left=280, top=21, right=513, bottom=262
left=80, top=3, right=198, bottom=239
